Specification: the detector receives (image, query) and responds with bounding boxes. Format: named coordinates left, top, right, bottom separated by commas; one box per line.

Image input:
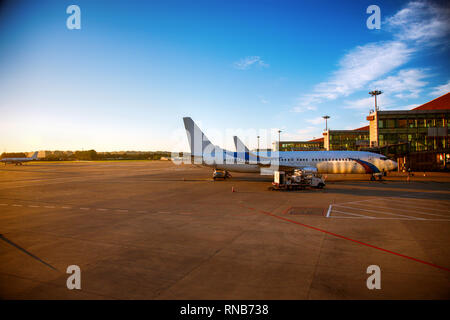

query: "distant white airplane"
left=183, top=117, right=397, bottom=178
left=1, top=152, right=39, bottom=165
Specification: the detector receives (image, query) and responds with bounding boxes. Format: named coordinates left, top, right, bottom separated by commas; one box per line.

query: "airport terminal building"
left=276, top=92, right=450, bottom=171
left=276, top=127, right=370, bottom=152
left=366, top=92, right=450, bottom=171
left=323, top=126, right=370, bottom=151
left=274, top=138, right=324, bottom=151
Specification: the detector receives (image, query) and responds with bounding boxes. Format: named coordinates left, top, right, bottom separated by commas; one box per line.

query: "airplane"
left=0, top=152, right=39, bottom=165
left=183, top=117, right=397, bottom=179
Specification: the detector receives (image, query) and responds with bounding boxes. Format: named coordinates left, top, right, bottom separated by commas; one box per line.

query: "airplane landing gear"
left=371, top=173, right=383, bottom=181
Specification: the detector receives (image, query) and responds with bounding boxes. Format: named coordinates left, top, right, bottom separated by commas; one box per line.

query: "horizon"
left=1, top=0, right=449, bottom=153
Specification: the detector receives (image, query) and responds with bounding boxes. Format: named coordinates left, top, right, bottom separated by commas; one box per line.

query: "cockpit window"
left=380, top=156, right=388, bottom=160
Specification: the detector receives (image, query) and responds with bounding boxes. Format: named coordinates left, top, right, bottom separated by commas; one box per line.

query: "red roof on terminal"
left=353, top=125, right=369, bottom=131
left=412, top=92, right=450, bottom=110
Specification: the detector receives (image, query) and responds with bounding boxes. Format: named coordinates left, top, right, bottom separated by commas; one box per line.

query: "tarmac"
left=0, top=160, right=449, bottom=299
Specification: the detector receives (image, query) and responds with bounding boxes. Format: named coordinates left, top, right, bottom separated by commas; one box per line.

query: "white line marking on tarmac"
left=336, top=196, right=450, bottom=212
left=333, top=205, right=425, bottom=220
left=28, top=205, right=40, bottom=208
left=391, top=193, right=450, bottom=204
left=326, top=205, right=333, bottom=217
left=392, top=194, right=450, bottom=201
left=329, top=215, right=450, bottom=221
left=334, top=198, right=379, bottom=206
left=96, top=208, right=107, bottom=211
left=79, top=207, right=90, bottom=210
left=396, top=193, right=450, bottom=201
left=61, top=206, right=71, bottom=209
left=348, top=202, right=450, bottom=218
left=12, top=204, right=22, bottom=207
left=44, top=206, right=55, bottom=208
left=329, top=216, right=399, bottom=220
left=332, top=209, right=374, bottom=219
left=380, top=198, right=450, bottom=213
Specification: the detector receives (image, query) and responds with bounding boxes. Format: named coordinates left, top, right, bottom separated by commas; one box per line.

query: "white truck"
left=270, top=169, right=325, bottom=191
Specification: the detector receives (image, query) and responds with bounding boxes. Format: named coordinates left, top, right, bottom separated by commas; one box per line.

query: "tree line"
left=1, top=150, right=172, bottom=161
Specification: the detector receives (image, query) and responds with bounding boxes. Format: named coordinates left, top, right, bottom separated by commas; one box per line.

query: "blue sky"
left=0, top=0, right=449, bottom=152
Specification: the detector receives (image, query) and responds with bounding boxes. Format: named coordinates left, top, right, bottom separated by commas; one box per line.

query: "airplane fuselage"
left=200, top=150, right=397, bottom=174
left=0, top=157, right=37, bottom=165
left=1, top=158, right=33, bottom=165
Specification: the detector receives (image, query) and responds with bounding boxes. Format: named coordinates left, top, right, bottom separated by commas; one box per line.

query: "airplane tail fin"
left=30, top=152, right=38, bottom=160
left=233, top=136, right=250, bottom=153
left=183, top=117, right=215, bottom=156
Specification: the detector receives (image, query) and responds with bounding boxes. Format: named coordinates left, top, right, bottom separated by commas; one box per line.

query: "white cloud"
left=385, top=1, right=450, bottom=44
left=429, top=80, right=450, bottom=96
left=357, top=121, right=369, bottom=128
left=282, top=126, right=321, bottom=141
left=383, top=104, right=419, bottom=110
left=295, top=41, right=413, bottom=109
left=343, top=97, right=374, bottom=110
left=306, top=117, right=324, bottom=125
left=258, top=95, right=269, bottom=104
left=344, top=94, right=393, bottom=110
left=234, top=56, right=269, bottom=70
left=371, top=68, right=430, bottom=99
left=292, top=104, right=317, bottom=113
left=394, top=92, right=420, bottom=99
left=344, top=122, right=370, bottom=130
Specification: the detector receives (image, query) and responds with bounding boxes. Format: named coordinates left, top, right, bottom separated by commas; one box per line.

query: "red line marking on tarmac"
left=240, top=204, right=450, bottom=273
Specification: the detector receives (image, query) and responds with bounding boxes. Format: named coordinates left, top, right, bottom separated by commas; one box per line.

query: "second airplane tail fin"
left=30, top=151, right=38, bottom=160
left=233, top=136, right=250, bottom=153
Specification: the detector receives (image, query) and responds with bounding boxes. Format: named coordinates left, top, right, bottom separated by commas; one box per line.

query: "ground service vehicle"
left=270, top=170, right=325, bottom=191
left=213, top=169, right=231, bottom=180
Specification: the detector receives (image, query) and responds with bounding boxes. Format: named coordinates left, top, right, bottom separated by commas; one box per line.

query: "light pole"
left=369, top=90, right=382, bottom=111
left=369, top=90, right=382, bottom=148
left=277, top=130, right=282, bottom=151
left=322, top=115, right=330, bottom=131
left=257, top=135, right=260, bottom=152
